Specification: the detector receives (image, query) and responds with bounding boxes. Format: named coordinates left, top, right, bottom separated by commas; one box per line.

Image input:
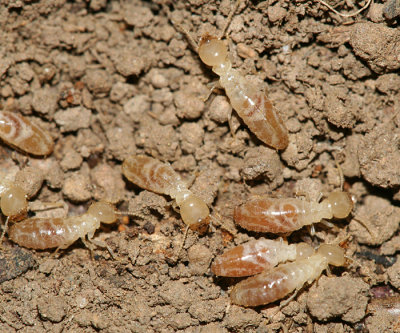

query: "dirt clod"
left=350, top=23, right=400, bottom=73
left=307, top=276, right=369, bottom=323
left=37, top=296, right=67, bottom=323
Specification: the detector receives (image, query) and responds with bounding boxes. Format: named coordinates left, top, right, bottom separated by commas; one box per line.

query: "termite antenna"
left=27, top=201, right=65, bottom=212
left=220, top=0, right=242, bottom=39
left=115, top=210, right=148, bottom=222
left=334, top=158, right=345, bottom=191
left=352, top=216, right=378, bottom=243
left=162, top=4, right=199, bottom=52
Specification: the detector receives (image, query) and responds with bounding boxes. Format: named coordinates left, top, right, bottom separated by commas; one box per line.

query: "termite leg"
left=279, top=287, right=302, bottom=309
left=174, top=225, right=190, bottom=263
left=325, top=265, right=333, bottom=277
left=52, top=242, right=75, bottom=258
left=84, top=236, right=116, bottom=259
left=204, top=80, right=222, bottom=102
left=84, top=238, right=117, bottom=260
left=320, top=220, right=334, bottom=229
left=51, top=247, right=62, bottom=259
left=309, top=224, right=316, bottom=237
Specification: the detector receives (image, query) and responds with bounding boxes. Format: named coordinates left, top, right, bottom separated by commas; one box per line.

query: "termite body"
left=198, top=35, right=289, bottom=150
left=234, top=191, right=353, bottom=234
left=8, top=202, right=116, bottom=253
left=229, top=243, right=345, bottom=307
left=211, top=238, right=314, bottom=277
left=0, top=111, right=54, bottom=156
left=122, top=155, right=210, bottom=232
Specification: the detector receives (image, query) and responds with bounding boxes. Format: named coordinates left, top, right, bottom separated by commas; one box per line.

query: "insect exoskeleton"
left=197, top=33, right=289, bottom=150
left=122, top=155, right=210, bottom=233
left=229, top=243, right=346, bottom=307
left=0, top=180, right=27, bottom=221
left=211, top=238, right=314, bottom=277
left=0, top=174, right=29, bottom=244
left=234, top=191, right=353, bottom=234
left=8, top=201, right=117, bottom=252
left=0, top=111, right=54, bottom=156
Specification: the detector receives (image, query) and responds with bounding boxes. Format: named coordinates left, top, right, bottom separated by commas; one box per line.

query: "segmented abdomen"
left=234, top=198, right=308, bottom=233
left=122, top=155, right=182, bottom=196
left=0, top=111, right=53, bottom=156
left=8, top=218, right=77, bottom=249
left=221, top=71, right=288, bottom=150
left=211, top=238, right=297, bottom=277
left=230, top=257, right=322, bottom=306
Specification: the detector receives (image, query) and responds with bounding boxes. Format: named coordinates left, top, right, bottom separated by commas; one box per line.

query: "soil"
left=1, top=0, right=400, bottom=332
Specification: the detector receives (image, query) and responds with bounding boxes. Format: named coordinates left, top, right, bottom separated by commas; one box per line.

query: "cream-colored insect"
left=122, top=155, right=210, bottom=232
left=170, top=1, right=289, bottom=150
left=211, top=237, right=314, bottom=277
left=234, top=190, right=353, bottom=234
left=8, top=201, right=117, bottom=256
left=0, top=111, right=54, bottom=156
left=212, top=238, right=346, bottom=307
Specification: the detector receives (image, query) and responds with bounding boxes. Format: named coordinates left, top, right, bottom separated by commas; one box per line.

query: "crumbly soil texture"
left=1, top=0, right=400, bottom=332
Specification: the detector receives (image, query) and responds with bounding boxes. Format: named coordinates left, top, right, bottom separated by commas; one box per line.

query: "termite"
left=8, top=201, right=117, bottom=256
left=211, top=238, right=314, bottom=277
left=122, top=155, right=210, bottom=233
left=229, top=243, right=346, bottom=307
left=234, top=190, right=353, bottom=234
left=169, top=1, right=289, bottom=150
left=0, top=111, right=54, bottom=156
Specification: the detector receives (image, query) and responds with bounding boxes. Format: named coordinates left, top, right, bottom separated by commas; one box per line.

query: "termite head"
left=198, top=34, right=228, bottom=67
left=317, top=244, right=345, bottom=266
left=1, top=186, right=27, bottom=220
left=180, top=194, right=210, bottom=233
left=296, top=242, right=314, bottom=260
left=326, top=191, right=353, bottom=219
left=88, top=201, right=117, bottom=224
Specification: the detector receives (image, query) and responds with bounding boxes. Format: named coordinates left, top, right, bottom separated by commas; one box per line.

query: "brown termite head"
left=325, top=191, right=353, bottom=219
left=88, top=201, right=117, bottom=224
left=198, top=34, right=228, bottom=68
left=295, top=242, right=314, bottom=260
left=1, top=185, right=27, bottom=219
left=180, top=194, right=210, bottom=234
left=317, top=243, right=346, bottom=266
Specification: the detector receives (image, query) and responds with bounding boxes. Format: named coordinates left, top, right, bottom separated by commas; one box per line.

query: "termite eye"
left=199, top=37, right=228, bottom=67
left=88, top=202, right=116, bottom=224
left=1, top=186, right=26, bottom=216
left=180, top=195, right=209, bottom=226
left=318, top=244, right=345, bottom=266
left=327, top=191, right=353, bottom=219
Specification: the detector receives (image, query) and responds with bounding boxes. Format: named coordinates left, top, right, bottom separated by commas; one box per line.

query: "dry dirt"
left=1, top=0, right=400, bottom=332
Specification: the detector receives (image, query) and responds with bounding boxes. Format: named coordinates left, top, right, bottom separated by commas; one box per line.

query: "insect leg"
left=84, top=236, right=116, bottom=259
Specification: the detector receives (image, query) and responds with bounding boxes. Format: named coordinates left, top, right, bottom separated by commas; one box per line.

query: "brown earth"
left=1, top=0, right=400, bottom=332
